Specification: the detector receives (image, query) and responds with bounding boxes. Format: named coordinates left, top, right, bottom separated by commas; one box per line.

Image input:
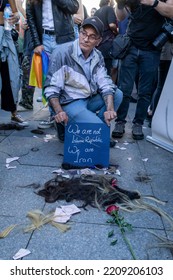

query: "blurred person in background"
left=95, top=0, right=118, bottom=77
left=73, top=0, right=84, bottom=39
left=0, top=0, right=28, bottom=126
left=90, top=7, right=97, bottom=16
left=26, top=0, right=79, bottom=129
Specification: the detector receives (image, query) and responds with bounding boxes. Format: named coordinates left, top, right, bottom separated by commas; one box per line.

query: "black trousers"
left=0, top=60, right=16, bottom=112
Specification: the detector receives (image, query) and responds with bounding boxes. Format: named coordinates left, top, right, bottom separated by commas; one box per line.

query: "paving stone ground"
left=0, top=89, right=173, bottom=260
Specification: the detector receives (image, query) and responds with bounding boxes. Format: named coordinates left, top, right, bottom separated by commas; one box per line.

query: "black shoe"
left=110, top=139, right=116, bottom=148
left=132, top=123, right=144, bottom=140
left=112, top=121, right=125, bottom=138
left=54, top=122, right=65, bottom=142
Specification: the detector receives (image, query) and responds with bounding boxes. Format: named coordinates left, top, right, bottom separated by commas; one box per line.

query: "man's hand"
left=104, top=110, right=117, bottom=126
left=34, top=45, right=44, bottom=55
left=73, top=15, right=83, bottom=25
left=54, top=111, right=69, bottom=125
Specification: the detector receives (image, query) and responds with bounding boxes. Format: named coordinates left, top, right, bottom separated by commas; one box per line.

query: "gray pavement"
left=0, top=89, right=173, bottom=260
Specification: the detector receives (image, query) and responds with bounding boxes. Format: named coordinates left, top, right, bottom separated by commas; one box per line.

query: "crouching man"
left=44, top=16, right=123, bottom=147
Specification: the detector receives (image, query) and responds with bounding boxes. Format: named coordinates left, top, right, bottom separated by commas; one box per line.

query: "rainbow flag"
left=29, top=51, right=49, bottom=104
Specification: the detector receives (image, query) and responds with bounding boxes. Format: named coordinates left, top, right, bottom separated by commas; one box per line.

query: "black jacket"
left=26, top=0, right=79, bottom=49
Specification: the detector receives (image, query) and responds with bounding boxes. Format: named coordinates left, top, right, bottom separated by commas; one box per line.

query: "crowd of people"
left=0, top=0, right=173, bottom=144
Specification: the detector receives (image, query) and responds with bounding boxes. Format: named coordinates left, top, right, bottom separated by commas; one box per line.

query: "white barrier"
left=146, top=59, right=173, bottom=153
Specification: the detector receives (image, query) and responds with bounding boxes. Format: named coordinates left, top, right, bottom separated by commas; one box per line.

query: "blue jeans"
left=117, top=46, right=160, bottom=125
left=42, top=34, right=59, bottom=56
left=60, top=89, right=123, bottom=124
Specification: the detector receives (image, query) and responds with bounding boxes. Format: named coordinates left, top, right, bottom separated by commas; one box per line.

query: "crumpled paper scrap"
left=53, top=204, right=81, bottom=223
left=13, top=248, right=31, bottom=260
left=142, top=158, right=148, bottom=162
left=44, top=134, right=56, bottom=142
left=61, top=204, right=81, bottom=215
left=6, top=157, right=19, bottom=164
left=53, top=208, right=71, bottom=224
left=127, top=157, right=132, bottom=161
left=116, top=146, right=127, bottom=150
left=6, top=157, right=19, bottom=169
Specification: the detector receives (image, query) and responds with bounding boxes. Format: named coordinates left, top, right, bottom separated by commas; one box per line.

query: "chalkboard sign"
left=63, top=123, right=110, bottom=168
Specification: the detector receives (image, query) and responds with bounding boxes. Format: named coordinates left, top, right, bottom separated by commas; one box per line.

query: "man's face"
left=79, top=26, right=102, bottom=58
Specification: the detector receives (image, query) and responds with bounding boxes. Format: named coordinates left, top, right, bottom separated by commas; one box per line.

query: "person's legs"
left=132, top=49, right=160, bottom=140
left=87, top=89, right=123, bottom=122
left=55, top=99, right=117, bottom=147
left=133, top=49, right=160, bottom=125
left=19, top=56, right=35, bottom=109
left=112, top=46, right=138, bottom=138
left=54, top=99, right=103, bottom=142
left=1, top=61, right=28, bottom=126
left=63, top=99, right=103, bottom=123
left=1, top=61, right=16, bottom=112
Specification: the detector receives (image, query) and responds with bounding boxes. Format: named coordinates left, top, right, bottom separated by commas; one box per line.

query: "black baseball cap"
left=81, top=16, right=104, bottom=37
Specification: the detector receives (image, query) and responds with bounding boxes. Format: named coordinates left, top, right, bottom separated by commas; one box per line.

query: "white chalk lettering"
left=82, top=129, right=92, bottom=135
left=68, top=124, right=80, bottom=134
left=93, top=128, right=102, bottom=134
left=85, top=148, right=94, bottom=152
left=85, top=136, right=102, bottom=144
left=72, top=135, right=85, bottom=143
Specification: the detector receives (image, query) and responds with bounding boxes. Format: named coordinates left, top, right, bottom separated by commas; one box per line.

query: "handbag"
left=109, top=34, right=131, bottom=59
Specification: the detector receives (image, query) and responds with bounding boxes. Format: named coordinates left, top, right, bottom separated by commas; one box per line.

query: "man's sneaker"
left=38, top=117, right=55, bottom=129
left=112, top=121, right=125, bottom=138
left=132, top=123, right=144, bottom=140
left=11, top=114, right=29, bottom=127
left=54, top=122, right=65, bottom=142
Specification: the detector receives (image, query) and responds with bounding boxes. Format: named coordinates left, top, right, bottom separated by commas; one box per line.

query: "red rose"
left=106, top=205, right=119, bottom=215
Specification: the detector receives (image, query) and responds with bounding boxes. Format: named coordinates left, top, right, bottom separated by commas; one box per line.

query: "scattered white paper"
left=123, top=141, right=129, bottom=145
left=142, top=158, right=148, bottom=162
left=53, top=208, right=71, bottom=224
left=115, top=169, right=121, bottom=176
left=115, top=146, right=127, bottom=150
left=33, top=135, right=39, bottom=138
left=61, top=204, right=81, bottom=215
left=13, top=248, right=31, bottom=260
left=127, top=157, right=132, bottom=161
left=43, top=134, right=56, bottom=142
left=6, top=157, right=19, bottom=164
left=6, top=164, right=17, bottom=169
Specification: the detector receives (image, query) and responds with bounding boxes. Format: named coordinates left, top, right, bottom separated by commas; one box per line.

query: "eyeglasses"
left=80, top=30, right=100, bottom=42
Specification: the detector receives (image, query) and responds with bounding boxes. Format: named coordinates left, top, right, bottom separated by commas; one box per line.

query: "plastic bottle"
left=4, top=4, right=12, bottom=31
